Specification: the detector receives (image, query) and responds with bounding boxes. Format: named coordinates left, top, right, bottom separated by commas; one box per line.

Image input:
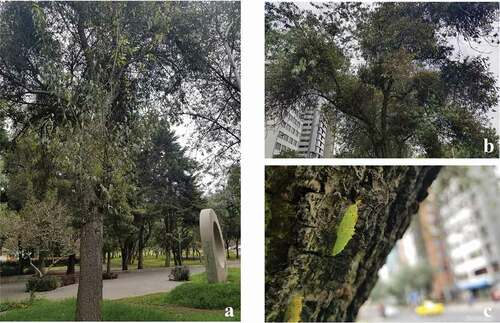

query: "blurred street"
left=358, top=301, right=500, bottom=322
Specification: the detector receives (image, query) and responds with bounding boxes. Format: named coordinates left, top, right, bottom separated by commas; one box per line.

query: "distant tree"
left=1, top=191, right=76, bottom=279
left=386, top=263, right=434, bottom=304
left=274, top=150, right=301, bottom=158
left=207, top=165, right=241, bottom=259
left=137, top=118, right=202, bottom=267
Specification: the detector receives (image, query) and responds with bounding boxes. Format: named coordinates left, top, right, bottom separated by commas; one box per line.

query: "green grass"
left=164, top=268, right=240, bottom=310
left=0, top=298, right=237, bottom=321
left=123, top=268, right=240, bottom=311
left=35, top=253, right=239, bottom=272
left=190, top=267, right=240, bottom=284
left=0, top=268, right=241, bottom=321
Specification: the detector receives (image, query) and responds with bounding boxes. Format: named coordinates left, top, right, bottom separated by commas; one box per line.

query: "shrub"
left=102, top=272, right=118, bottom=280
left=59, top=274, right=78, bottom=286
left=168, top=266, right=190, bottom=281
left=25, top=275, right=60, bottom=292
left=0, top=258, right=80, bottom=277
left=165, top=282, right=240, bottom=309
left=0, top=262, right=19, bottom=276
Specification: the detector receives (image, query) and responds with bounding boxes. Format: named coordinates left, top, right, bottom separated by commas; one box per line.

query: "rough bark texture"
left=137, top=221, right=145, bottom=270
left=106, top=252, right=111, bottom=275
left=265, top=166, right=441, bottom=322
left=76, top=217, right=103, bottom=321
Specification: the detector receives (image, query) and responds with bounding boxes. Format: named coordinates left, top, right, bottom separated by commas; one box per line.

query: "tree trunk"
left=121, top=247, right=129, bottom=271
left=66, top=254, right=76, bottom=275
left=236, top=239, right=239, bottom=259
left=163, top=216, right=171, bottom=267
left=106, top=251, right=111, bottom=275
left=164, top=248, right=170, bottom=267
left=76, top=216, right=103, bottom=321
left=17, top=241, right=24, bottom=275
left=38, top=252, right=46, bottom=275
left=265, top=166, right=441, bottom=322
left=137, top=222, right=144, bottom=270
left=172, top=246, right=182, bottom=266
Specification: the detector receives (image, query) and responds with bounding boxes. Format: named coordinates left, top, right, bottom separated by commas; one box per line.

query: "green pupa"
left=332, top=200, right=361, bottom=256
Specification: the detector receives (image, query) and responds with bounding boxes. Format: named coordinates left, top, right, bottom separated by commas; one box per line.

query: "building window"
left=474, top=267, right=488, bottom=276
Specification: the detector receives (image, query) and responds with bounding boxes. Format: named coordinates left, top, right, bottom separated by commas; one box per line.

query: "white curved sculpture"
left=199, top=209, right=228, bottom=283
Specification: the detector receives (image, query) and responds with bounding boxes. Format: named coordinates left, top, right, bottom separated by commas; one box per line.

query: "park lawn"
left=108, top=253, right=238, bottom=269
left=45, top=253, right=239, bottom=272
left=0, top=299, right=236, bottom=321
left=0, top=268, right=241, bottom=321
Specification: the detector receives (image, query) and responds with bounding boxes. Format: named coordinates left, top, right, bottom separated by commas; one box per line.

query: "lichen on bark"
left=265, top=166, right=441, bottom=322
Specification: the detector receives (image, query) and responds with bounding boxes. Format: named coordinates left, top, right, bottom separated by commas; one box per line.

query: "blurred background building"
left=374, top=166, right=500, bottom=304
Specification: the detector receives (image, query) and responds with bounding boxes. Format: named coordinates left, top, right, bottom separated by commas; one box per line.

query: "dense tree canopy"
left=0, top=2, right=240, bottom=320
left=266, top=2, right=499, bottom=158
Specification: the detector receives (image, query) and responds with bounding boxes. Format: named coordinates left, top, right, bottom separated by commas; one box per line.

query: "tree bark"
left=172, top=246, right=182, bottom=266
left=66, top=254, right=76, bottom=275
left=76, top=216, right=103, bottom=321
left=38, top=252, right=46, bottom=275
left=106, top=251, right=111, bottom=275
left=164, top=248, right=170, bottom=267
left=121, top=246, right=129, bottom=271
left=137, top=221, right=144, bottom=270
left=236, top=238, right=239, bottom=259
left=265, top=166, right=441, bottom=322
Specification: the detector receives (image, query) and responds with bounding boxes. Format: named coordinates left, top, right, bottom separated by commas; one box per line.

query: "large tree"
left=0, top=2, right=239, bottom=320
left=265, top=166, right=441, bottom=322
left=266, top=2, right=499, bottom=158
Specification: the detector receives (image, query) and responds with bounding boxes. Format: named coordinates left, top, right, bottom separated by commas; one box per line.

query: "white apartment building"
left=297, top=106, right=327, bottom=158
left=439, top=168, right=500, bottom=293
left=265, top=110, right=302, bottom=157
left=265, top=106, right=326, bottom=158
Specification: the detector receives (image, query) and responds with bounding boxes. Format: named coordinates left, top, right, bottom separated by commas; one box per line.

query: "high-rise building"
left=265, top=106, right=326, bottom=158
left=265, top=110, right=302, bottom=157
left=438, top=167, right=500, bottom=295
left=297, top=106, right=327, bottom=158
left=418, top=193, right=455, bottom=301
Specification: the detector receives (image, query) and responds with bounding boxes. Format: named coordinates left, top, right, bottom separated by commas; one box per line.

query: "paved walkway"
left=1, top=262, right=239, bottom=302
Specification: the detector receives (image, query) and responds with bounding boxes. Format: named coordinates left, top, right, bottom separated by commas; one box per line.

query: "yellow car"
left=415, top=300, right=445, bottom=316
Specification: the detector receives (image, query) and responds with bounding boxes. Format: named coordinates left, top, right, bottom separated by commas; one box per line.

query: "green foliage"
left=169, top=266, right=190, bottom=281
left=266, top=2, right=500, bottom=158
left=165, top=268, right=240, bottom=309
left=274, top=150, right=301, bottom=158
left=332, top=200, right=360, bottom=256
left=206, top=164, right=241, bottom=252
left=383, top=263, right=434, bottom=304
left=26, top=276, right=60, bottom=292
